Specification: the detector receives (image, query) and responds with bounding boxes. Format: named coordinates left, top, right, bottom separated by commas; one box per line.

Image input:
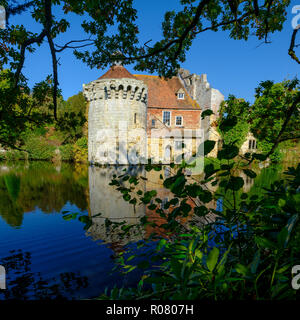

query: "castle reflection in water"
left=86, top=165, right=219, bottom=248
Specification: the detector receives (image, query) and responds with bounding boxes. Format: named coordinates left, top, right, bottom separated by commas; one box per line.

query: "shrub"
left=76, top=137, right=88, bottom=149
left=59, top=144, right=74, bottom=161
left=25, top=135, right=55, bottom=160
left=73, top=137, right=88, bottom=163
left=1, top=150, right=28, bottom=161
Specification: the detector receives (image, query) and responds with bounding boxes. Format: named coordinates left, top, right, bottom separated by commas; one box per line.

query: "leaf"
left=226, top=176, right=244, bottom=191
left=235, top=263, right=248, bottom=276
left=219, top=116, right=237, bottom=132
left=194, top=206, right=208, bottom=217
left=129, top=198, right=137, bottom=205
left=254, top=236, right=275, bottom=249
left=148, top=203, right=157, bottom=210
left=204, top=163, right=217, bottom=179
left=206, top=247, right=219, bottom=272
left=123, top=194, right=131, bottom=201
left=198, top=190, right=213, bottom=203
left=201, top=109, right=213, bottom=119
left=204, top=140, right=216, bottom=156
left=277, top=214, right=298, bottom=248
left=243, top=169, right=257, bottom=179
left=250, top=250, right=260, bottom=274
left=217, top=144, right=239, bottom=160
left=252, top=153, right=267, bottom=161
left=216, top=243, right=232, bottom=275
left=62, top=214, right=73, bottom=221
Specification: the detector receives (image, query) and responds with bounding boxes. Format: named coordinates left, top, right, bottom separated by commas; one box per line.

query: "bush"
left=59, top=144, right=74, bottom=161
left=73, top=137, right=88, bottom=163
left=0, top=150, right=28, bottom=161
left=257, top=140, right=283, bottom=163
left=75, top=137, right=88, bottom=149
left=25, top=135, right=56, bottom=160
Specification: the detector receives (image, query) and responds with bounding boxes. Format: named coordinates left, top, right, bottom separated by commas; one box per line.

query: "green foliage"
left=218, top=96, right=250, bottom=148
left=24, top=135, right=56, bottom=161
left=75, top=137, right=88, bottom=149
left=59, top=144, right=74, bottom=161
left=256, top=139, right=283, bottom=163
left=218, top=80, right=300, bottom=163
left=251, top=79, right=300, bottom=144
left=0, top=150, right=28, bottom=161
left=0, top=69, right=54, bottom=148
left=56, top=92, right=87, bottom=141
left=73, top=137, right=88, bottom=163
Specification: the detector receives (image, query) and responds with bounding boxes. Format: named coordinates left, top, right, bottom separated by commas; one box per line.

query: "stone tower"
left=83, top=63, right=148, bottom=164
left=178, top=68, right=224, bottom=157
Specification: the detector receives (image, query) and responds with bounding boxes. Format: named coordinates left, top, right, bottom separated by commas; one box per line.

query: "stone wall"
left=178, top=68, right=224, bottom=157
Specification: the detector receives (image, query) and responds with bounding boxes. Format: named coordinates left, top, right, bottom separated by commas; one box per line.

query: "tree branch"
left=289, top=27, right=300, bottom=64
left=55, top=38, right=95, bottom=53
left=14, top=29, right=47, bottom=87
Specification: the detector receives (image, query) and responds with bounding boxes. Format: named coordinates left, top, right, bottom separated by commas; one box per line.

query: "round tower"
left=83, top=64, right=148, bottom=164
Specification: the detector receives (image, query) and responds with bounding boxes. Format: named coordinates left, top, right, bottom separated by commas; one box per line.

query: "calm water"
left=0, top=161, right=289, bottom=299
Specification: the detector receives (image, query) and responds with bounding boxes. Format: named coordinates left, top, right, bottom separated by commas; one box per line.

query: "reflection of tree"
left=0, top=249, right=88, bottom=300
left=0, top=162, right=88, bottom=227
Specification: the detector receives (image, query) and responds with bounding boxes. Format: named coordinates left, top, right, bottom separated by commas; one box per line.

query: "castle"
left=83, top=62, right=224, bottom=165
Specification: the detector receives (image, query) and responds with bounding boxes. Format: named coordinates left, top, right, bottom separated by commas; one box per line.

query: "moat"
left=0, top=161, right=293, bottom=299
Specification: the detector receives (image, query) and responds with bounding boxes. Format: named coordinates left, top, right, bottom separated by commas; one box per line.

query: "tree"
left=217, top=81, right=300, bottom=161
left=218, top=96, right=250, bottom=148
left=250, top=79, right=300, bottom=151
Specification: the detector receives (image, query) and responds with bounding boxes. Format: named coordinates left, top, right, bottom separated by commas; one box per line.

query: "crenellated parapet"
left=83, top=78, right=148, bottom=103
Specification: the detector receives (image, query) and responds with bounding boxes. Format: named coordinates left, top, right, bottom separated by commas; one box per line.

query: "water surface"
left=0, top=161, right=289, bottom=299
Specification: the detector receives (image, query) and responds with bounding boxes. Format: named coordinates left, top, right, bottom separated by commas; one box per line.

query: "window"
left=163, top=111, right=171, bottom=126
left=248, top=139, right=257, bottom=150
left=175, top=116, right=183, bottom=126
left=151, top=119, right=155, bottom=127
left=175, top=140, right=183, bottom=150
left=134, top=113, right=137, bottom=124
left=177, top=92, right=185, bottom=99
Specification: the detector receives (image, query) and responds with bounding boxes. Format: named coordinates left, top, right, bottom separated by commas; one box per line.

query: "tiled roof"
left=134, top=75, right=200, bottom=109
left=98, top=65, right=136, bottom=80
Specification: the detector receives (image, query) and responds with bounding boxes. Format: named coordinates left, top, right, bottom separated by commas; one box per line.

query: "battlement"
left=83, top=78, right=148, bottom=103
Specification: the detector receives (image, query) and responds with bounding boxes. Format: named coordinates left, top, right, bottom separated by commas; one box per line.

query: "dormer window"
left=177, top=92, right=185, bottom=99
left=176, top=88, right=185, bottom=100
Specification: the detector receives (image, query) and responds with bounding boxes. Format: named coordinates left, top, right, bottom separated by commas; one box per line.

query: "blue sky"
left=9, top=0, right=300, bottom=103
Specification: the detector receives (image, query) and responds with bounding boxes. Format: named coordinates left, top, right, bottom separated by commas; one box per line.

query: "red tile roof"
left=134, top=75, right=199, bottom=109
left=98, top=65, right=136, bottom=80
